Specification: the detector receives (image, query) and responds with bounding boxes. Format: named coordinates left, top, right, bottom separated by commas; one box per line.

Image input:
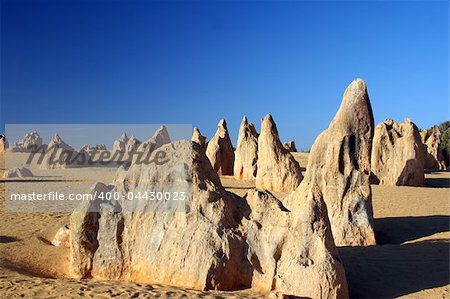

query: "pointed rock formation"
left=49, top=134, right=74, bottom=151
left=421, top=126, right=446, bottom=170
left=11, top=131, right=43, bottom=152
left=234, top=116, right=258, bottom=180
left=137, top=126, right=171, bottom=152
left=0, top=134, right=8, bottom=152
left=125, top=136, right=141, bottom=153
left=40, top=134, right=89, bottom=169
left=191, top=127, right=206, bottom=148
left=70, top=141, right=253, bottom=290
left=297, top=78, right=376, bottom=246
left=69, top=140, right=349, bottom=297
left=371, top=118, right=425, bottom=186
left=133, top=126, right=171, bottom=164
left=113, top=133, right=128, bottom=153
left=206, top=119, right=235, bottom=175
left=283, top=140, right=297, bottom=152
left=255, top=115, right=302, bottom=192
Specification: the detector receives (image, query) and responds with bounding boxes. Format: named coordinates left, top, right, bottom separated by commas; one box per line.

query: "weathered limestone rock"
left=70, top=141, right=252, bottom=290
left=3, top=167, right=34, bottom=178
left=234, top=116, right=258, bottom=180
left=192, top=127, right=206, bottom=148
left=244, top=189, right=289, bottom=293
left=70, top=141, right=349, bottom=297
left=125, top=136, right=141, bottom=153
left=371, top=118, right=425, bottom=186
left=40, top=134, right=90, bottom=169
left=136, top=126, right=170, bottom=153
left=81, top=144, right=108, bottom=152
left=49, top=134, right=73, bottom=151
left=0, top=134, right=8, bottom=152
left=133, top=126, right=171, bottom=165
left=113, top=133, right=128, bottom=153
left=11, top=131, right=43, bottom=152
left=95, top=144, right=107, bottom=150
left=283, top=140, right=297, bottom=152
left=421, top=126, right=446, bottom=170
left=260, top=184, right=348, bottom=298
left=300, top=78, right=376, bottom=246
left=206, top=120, right=235, bottom=175
left=52, top=225, right=70, bottom=247
left=255, top=115, right=302, bottom=192
left=70, top=183, right=113, bottom=279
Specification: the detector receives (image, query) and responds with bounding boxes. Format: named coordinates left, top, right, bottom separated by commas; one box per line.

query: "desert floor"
left=0, top=152, right=449, bottom=298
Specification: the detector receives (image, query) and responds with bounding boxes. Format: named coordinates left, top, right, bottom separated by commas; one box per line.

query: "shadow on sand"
left=340, top=240, right=449, bottom=298
left=340, top=215, right=450, bottom=298
left=0, top=236, right=20, bottom=243
left=424, top=170, right=450, bottom=188
left=425, top=177, right=450, bottom=188
left=375, top=215, right=450, bottom=245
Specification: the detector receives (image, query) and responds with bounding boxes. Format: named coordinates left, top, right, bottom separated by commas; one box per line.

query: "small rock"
left=4, top=167, right=34, bottom=178
left=283, top=140, right=297, bottom=152
left=52, top=225, right=70, bottom=247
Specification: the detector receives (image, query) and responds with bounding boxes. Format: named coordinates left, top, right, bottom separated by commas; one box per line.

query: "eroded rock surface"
left=283, top=140, right=297, bottom=152
left=11, top=131, right=43, bottom=152
left=421, top=126, right=446, bottom=170
left=40, top=134, right=90, bottom=169
left=52, top=225, right=70, bottom=247
left=3, top=167, right=34, bottom=178
left=234, top=116, right=258, bottom=180
left=113, top=133, right=129, bottom=153
left=300, top=78, right=376, bottom=246
left=0, top=135, right=8, bottom=152
left=125, top=136, right=141, bottom=154
left=192, top=127, right=206, bottom=148
left=133, top=126, right=171, bottom=165
left=371, top=118, right=425, bottom=186
left=206, top=120, right=235, bottom=175
left=255, top=115, right=302, bottom=192
left=70, top=141, right=252, bottom=290
left=70, top=140, right=349, bottom=297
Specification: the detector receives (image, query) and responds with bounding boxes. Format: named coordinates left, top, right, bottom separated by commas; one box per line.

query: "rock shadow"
left=339, top=240, right=449, bottom=298
left=375, top=215, right=450, bottom=245
left=0, top=236, right=20, bottom=243
left=425, top=177, right=450, bottom=188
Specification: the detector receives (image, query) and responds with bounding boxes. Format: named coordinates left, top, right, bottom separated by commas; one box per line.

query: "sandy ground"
left=0, top=151, right=449, bottom=298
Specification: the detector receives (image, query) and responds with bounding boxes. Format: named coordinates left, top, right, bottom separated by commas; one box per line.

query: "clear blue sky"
left=1, top=0, right=448, bottom=150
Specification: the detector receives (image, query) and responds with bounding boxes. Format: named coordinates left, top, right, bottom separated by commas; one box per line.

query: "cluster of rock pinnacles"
left=60, top=78, right=444, bottom=298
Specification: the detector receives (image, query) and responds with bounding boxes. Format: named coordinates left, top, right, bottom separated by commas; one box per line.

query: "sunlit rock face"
left=372, top=118, right=425, bottom=186
left=300, top=78, right=376, bottom=246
